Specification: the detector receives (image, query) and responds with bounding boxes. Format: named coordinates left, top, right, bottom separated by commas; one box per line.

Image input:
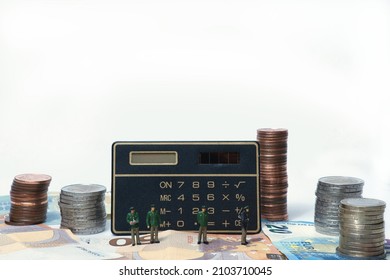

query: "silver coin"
left=61, top=215, right=106, bottom=221
left=61, top=217, right=106, bottom=224
left=316, top=203, right=341, bottom=208
left=60, top=194, right=105, bottom=202
left=69, top=226, right=106, bottom=235
left=315, top=213, right=339, bottom=219
left=315, top=199, right=341, bottom=205
left=338, top=246, right=385, bottom=255
left=61, top=220, right=106, bottom=228
left=59, top=195, right=105, bottom=202
left=314, top=218, right=339, bottom=224
left=314, top=221, right=339, bottom=228
left=339, top=233, right=385, bottom=242
left=336, top=247, right=386, bottom=260
left=315, top=204, right=339, bottom=210
left=318, top=176, right=364, bottom=187
left=61, top=216, right=106, bottom=223
left=60, top=189, right=105, bottom=196
left=340, top=244, right=385, bottom=253
left=340, top=222, right=384, bottom=230
left=316, top=187, right=362, bottom=194
left=60, top=202, right=104, bottom=208
left=314, top=226, right=339, bottom=236
left=315, top=203, right=340, bottom=210
left=340, top=227, right=385, bottom=234
left=317, top=182, right=363, bottom=190
left=61, top=208, right=106, bottom=214
left=339, top=212, right=384, bottom=219
left=316, top=226, right=340, bottom=232
left=314, top=219, right=340, bottom=225
left=315, top=217, right=340, bottom=224
left=62, top=211, right=106, bottom=216
left=315, top=209, right=340, bottom=216
left=314, top=223, right=339, bottom=230
left=340, top=229, right=385, bottom=236
left=60, top=222, right=105, bottom=228
left=340, top=198, right=386, bottom=210
left=340, top=219, right=384, bottom=226
left=339, top=209, right=385, bottom=216
left=61, top=222, right=106, bottom=229
left=61, top=184, right=106, bottom=195
left=58, top=201, right=105, bottom=209
left=339, top=236, right=383, bottom=244
left=315, top=217, right=340, bottom=223
left=315, top=210, right=339, bottom=216
left=60, top=213, right=106, bottom=219
left=316, top=191, right=362, bottom=200
left=339, top=238, right=385, bottom=247
left=337, top=246, right=385, bottom=257
left=339, top=234, right=385, bottom=243
left=317, top=188, right=363, bottom=195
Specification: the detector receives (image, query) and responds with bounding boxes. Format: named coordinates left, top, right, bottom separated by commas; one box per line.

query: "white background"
left=0, top=0, right=389, bottom=234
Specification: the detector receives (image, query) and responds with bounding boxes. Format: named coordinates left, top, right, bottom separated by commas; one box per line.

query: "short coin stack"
left=257, top=128, right=288, bottom=221
left=6, top=174, right=51, bottom=226
left=59, top=184, right=107, bottom=235
left=337, top=198, right=386, bottom=259
left=314, top=176, right=363, bottom=235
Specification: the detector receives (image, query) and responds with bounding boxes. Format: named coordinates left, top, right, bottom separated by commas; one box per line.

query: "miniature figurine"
left=146, top=204, right=161, bottom=243
left=126, top=206, right=141, bottom=246
left=196, top=205, right=209, bottom=244
left=239, top=205, right=249, bottom=245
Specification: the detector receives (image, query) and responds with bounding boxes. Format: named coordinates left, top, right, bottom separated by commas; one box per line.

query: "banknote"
left=0, top=222, right=284, bottom=260
left=1, top=198, right=283, bottom=260
left=78, top=229, right=286, bottom=260
left=263, top=220, right=390, bottom=260
left=0, top=219, right=121, bottom=259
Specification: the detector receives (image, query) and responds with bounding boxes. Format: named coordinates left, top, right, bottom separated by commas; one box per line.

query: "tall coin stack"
left=337, top=198, right=386, bottom=259
left=257, top=128, right=288, bottom=221
left=314, top=176, right=363, bottom=235
left=5, top=174, right=51, bottom=226
left=59, top=184, right=107, bottom=235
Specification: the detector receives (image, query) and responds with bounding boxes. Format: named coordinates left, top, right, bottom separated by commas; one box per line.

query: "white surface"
left=0, top=0, right=389, bottom=235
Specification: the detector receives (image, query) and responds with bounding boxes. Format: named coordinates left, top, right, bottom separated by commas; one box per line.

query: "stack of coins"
left=337, top=198, right=386, bottom=259
left=314, top=176, right=363, bottom=235
left=59, top=184, right=106, bottom=235
left=257, top=128, right=288, bottom=221
left=5, top=174, right=51, bottom=226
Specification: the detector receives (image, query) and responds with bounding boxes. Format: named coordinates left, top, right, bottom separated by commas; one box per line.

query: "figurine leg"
left=150, top=227, right=154, bottom=243
left=155, top=227, right=160, bottom=243
left=202, top=227, right=209, bottom=244
left=135, top=228, right=141, bottom=245
left=197, top=227, right=202, bottom=244
left=241, top=227, right=247, bottom=245
left=131, top=228, right=136, bottom=246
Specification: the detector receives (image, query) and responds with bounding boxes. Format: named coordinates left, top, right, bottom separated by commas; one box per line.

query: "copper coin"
left=257, top=127, right=288, bottom=134
left=14, top=174, right=52, bottom=184
left=262, top=214, right=288, bottom=221
left=4, top=215, right=40, bottom=226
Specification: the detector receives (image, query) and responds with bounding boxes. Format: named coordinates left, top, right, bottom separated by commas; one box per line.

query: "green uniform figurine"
left=197, top=205, right=209, bottom=244
left=239, top=206, right=249, bottom=245
left=146, top=204, right=161, bottom=243
left=126, top=207, right=141, bottom=246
